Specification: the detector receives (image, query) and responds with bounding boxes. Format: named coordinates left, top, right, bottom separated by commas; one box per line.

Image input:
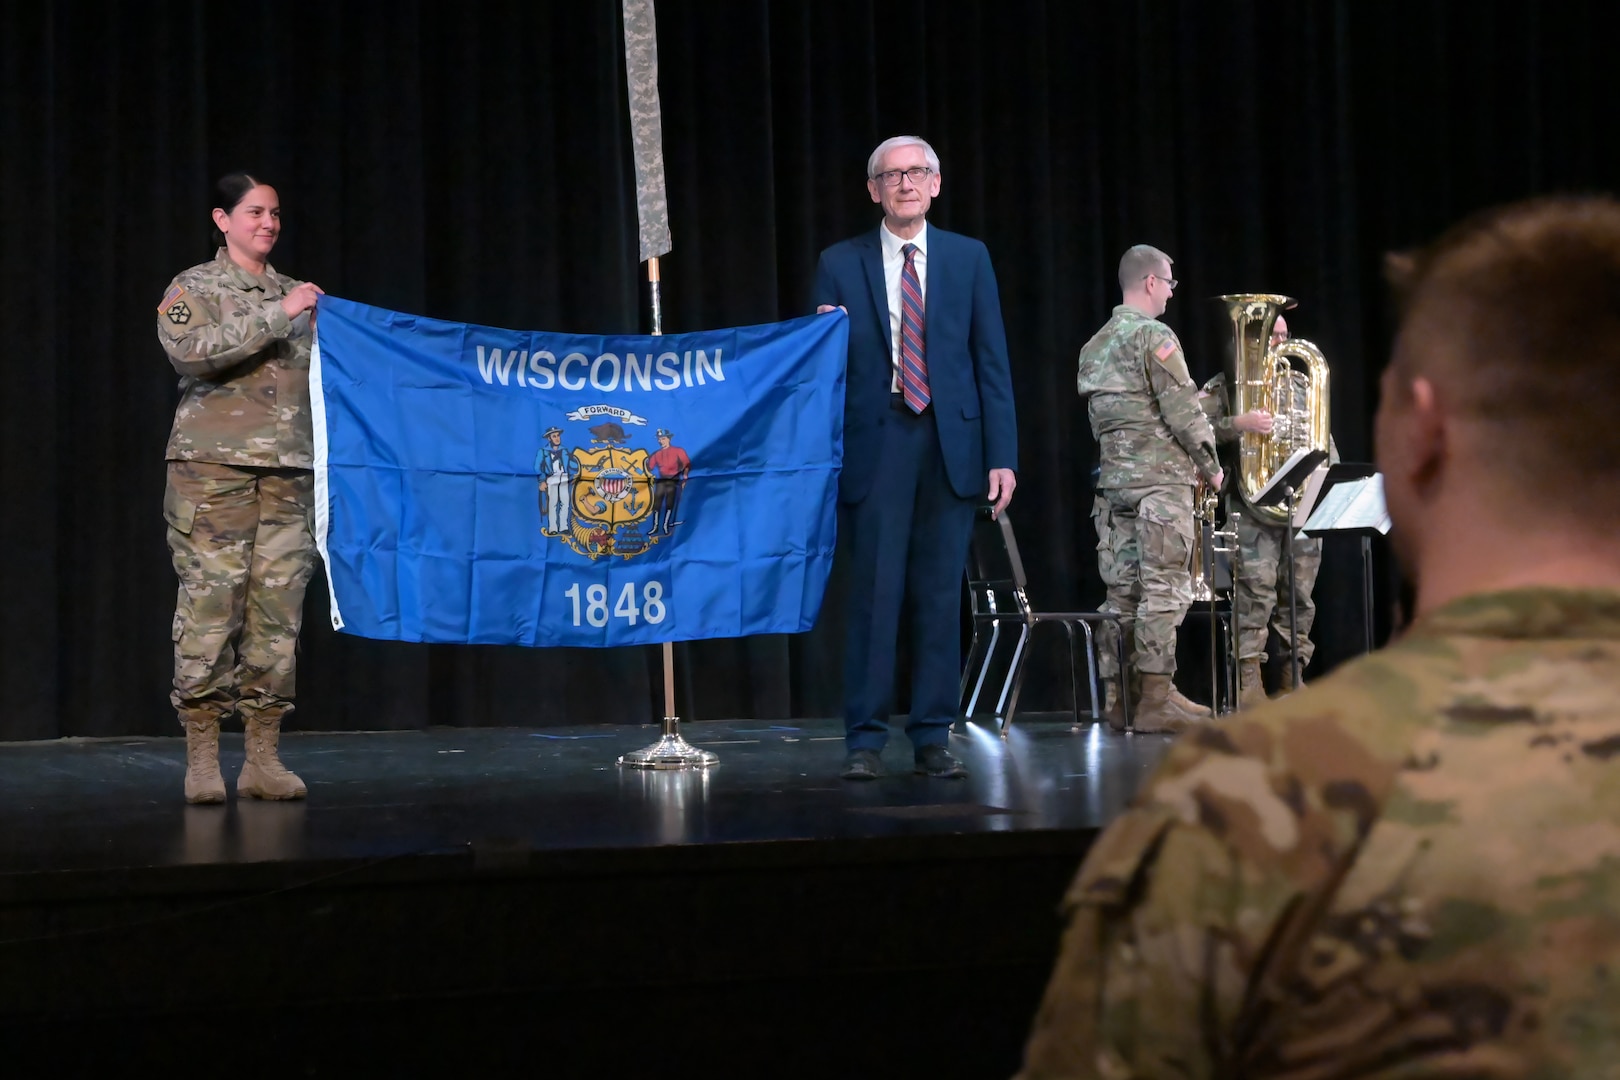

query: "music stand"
left=1250, top=448, right=1329, bottom=691
left=1302, top=465, right=1390, bottom=656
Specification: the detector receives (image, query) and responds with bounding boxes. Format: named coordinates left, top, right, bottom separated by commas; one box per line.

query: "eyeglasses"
left=873, top=166, right=934, bottom=188
left=1142, top=273, right=1178, bottom=290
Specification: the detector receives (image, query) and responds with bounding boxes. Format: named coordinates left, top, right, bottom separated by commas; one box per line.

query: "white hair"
left=867, top=135, right=941, bottom=179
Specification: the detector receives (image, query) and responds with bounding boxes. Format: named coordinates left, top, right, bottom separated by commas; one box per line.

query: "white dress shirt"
left=879, top=220, right=928, bottom=393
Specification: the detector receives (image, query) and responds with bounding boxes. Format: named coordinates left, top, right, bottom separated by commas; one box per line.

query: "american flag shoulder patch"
left=158, top=283, right=195, bottom=326
left=1153, top=337, right=1178, bottom=363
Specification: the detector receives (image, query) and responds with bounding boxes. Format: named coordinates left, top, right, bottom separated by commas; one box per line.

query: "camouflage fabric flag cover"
left=623, top=0, right=672, bottom=263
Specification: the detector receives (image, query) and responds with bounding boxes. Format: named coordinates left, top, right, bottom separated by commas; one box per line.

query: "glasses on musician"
left=1143, top=273, right=1179, bottom=290
left=874, top=166, right=934, bottom=187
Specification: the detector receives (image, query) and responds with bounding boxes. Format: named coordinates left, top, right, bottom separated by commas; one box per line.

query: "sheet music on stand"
left=1298, top=464, right=1389, bottom=656
left=1302, top=473, right=1391, bottom=536
left=1251, top=447, right=1330, bottom=529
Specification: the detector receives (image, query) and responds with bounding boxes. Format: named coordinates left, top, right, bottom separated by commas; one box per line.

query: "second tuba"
left=1216, top=294, right=1331, bottom=528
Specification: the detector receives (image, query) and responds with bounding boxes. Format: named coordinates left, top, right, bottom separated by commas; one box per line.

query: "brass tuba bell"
left=1216, top=294, right=1331, bottom=528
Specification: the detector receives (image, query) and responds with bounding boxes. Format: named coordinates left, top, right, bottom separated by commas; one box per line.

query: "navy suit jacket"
left=813, top=225, right=1018, bottom=504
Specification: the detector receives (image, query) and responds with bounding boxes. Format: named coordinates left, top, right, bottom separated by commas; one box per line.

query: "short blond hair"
left=1119, top=245, right=1171, bottom=291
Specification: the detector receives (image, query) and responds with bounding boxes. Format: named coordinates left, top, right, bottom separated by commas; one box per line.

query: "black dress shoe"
left=841, top=748, right=885, bottom=781
left=913, top=745, right=968, bottom=779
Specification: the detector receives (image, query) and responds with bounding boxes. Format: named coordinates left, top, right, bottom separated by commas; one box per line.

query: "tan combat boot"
left=1102, top=670, right=1147, bottom=731
left=1166, top=682, right=1213, bottom=718
left=1101, top=677, right=1126, bottom=731
left=182, top=717, right=227, bottom=805
left=1238, top=658, right=1268, bottom=709
left=1133, top=674, right=1208, bottom=734
left=239, top=716, right=308, bottom=800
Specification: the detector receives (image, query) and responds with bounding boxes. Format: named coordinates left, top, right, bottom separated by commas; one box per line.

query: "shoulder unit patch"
left=158, top=284, right=194, bottom=325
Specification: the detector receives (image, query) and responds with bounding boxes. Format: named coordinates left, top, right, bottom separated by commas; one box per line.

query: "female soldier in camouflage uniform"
left=156, top=173, right=324, bottom=804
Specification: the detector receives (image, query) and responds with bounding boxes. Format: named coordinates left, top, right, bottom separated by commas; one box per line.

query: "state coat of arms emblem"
left=535, top=407, right=692, bottom=560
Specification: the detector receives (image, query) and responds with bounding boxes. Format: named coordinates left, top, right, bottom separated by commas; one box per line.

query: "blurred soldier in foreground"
left=1019, top=195, right=1620, bottom=1078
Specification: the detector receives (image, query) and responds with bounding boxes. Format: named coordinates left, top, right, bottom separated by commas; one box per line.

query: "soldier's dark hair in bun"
left=215, top=172, right=266, bottom=213
left=211, top=172, right=268, bottom=244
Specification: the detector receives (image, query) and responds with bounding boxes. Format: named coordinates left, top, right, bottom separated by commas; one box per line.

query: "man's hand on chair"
left=987, top=469, right=1016, bottom=519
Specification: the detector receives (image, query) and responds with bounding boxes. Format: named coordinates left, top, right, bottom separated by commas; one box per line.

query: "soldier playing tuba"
left=1200, top=298, right=1338, bottom=707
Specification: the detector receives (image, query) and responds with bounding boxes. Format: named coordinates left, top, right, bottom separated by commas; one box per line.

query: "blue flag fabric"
left=310, top=296, right=848, bottom=647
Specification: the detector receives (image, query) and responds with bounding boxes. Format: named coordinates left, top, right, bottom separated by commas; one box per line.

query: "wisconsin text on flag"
left=474, top=345, right=724, bottom=392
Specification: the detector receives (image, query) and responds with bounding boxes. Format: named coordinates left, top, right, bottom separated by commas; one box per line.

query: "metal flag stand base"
left=618, top=256, right=717, bottom=772
left=619, top=631, right=717, bottom=769
left=618, top=713, right=719, bottom=770
left=619, top=641, right=717, bottom=768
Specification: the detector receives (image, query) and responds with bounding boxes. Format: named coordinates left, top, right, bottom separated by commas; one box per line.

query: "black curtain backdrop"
left=2, top=0, right=1614, bottom=740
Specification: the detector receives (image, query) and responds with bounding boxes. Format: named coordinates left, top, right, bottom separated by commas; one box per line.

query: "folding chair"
left=959, top=506, right=1130, bottom=733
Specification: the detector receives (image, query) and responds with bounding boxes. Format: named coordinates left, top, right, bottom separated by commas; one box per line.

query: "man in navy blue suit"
left=813, top=135, right=1019, bottom=781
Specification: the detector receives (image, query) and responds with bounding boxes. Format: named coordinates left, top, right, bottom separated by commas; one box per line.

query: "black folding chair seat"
left=959, top=507, right=1130, bottom=733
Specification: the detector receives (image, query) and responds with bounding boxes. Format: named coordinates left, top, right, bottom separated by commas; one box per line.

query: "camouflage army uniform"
left=1078, top=306, right=1222, bottom=679
left=1201, top=371, right=1339, bottom=669
left=1016, top=587, right=1620, bottom=1079
left=157, top=249, right=316, bottom=733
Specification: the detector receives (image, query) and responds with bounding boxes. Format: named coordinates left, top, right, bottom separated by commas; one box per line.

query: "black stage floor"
left=0, top=716, right=1170, bottom=1078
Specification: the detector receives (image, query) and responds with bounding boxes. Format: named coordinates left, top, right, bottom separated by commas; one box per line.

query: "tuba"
left=1217, top=294, right=1331, bottom=528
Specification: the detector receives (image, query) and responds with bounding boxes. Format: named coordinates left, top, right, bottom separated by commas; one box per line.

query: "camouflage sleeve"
left=155, top=276, right=293, bottom=378
left=1199, top=373, right=1237, bottom=444
left=1016, top=715, right=1400, bottom=1079
left=1076, top=347, right=1099, bottom=399
left=1016, top=803, right=1231, bottom=1080
left=1146, top=333, right=1222, bottom=480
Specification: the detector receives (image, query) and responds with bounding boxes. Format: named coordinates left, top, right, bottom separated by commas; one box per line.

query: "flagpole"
left=618, top=256, right=717, bottom=770
left=615, top=1, right=710, bottom=769
left=651, top=255, right=671, bottom=731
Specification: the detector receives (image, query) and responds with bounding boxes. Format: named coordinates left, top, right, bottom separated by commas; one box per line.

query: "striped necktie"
left=899, top=242, right=929, bottom=413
